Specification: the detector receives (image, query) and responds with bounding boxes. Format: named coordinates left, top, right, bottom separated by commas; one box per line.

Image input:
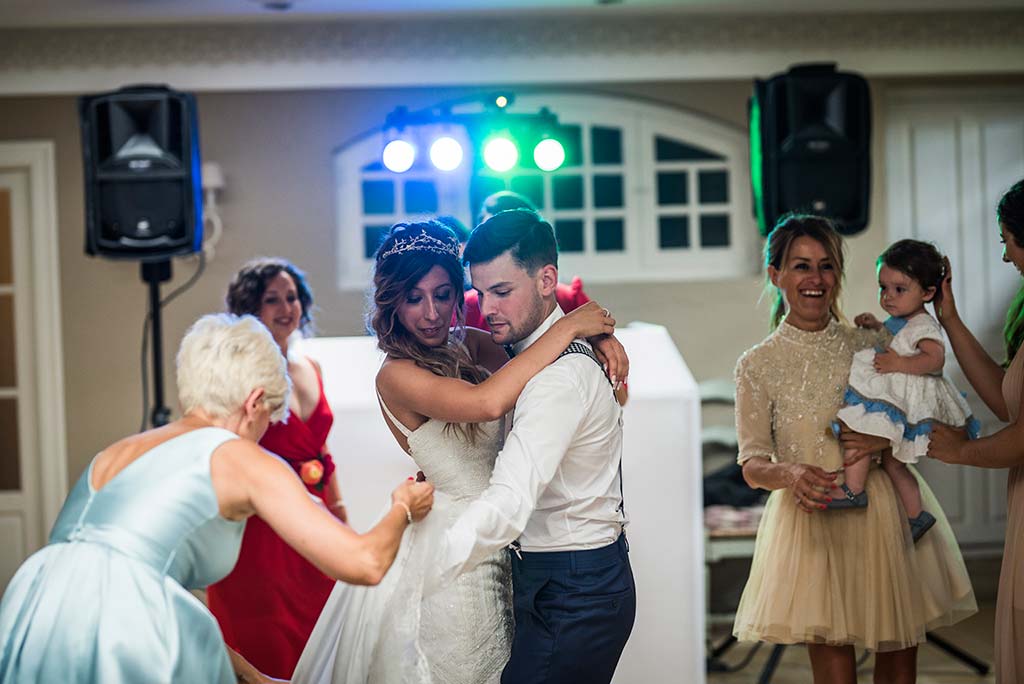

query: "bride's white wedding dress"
left=292, top=400, right=513, bottom=684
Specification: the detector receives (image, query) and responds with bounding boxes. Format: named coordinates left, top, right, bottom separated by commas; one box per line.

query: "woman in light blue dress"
left=0, top=313, right=434, bottom=684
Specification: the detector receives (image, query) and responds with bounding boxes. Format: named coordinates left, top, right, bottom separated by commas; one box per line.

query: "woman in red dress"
left=207, top=258, right=344, bottom=679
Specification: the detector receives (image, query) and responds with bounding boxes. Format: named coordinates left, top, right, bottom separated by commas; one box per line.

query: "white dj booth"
left=300, top=324, right=705, bottom=684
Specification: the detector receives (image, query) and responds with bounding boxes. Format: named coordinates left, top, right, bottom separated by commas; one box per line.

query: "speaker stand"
left=142, top=260, right=173, bottom=428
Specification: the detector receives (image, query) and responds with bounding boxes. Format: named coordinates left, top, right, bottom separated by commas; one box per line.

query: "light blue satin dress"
left=0, top=427, right=245, bottom=683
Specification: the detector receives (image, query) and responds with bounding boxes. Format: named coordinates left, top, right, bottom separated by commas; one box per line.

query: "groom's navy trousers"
left=501, top=534, right=635, bottom=684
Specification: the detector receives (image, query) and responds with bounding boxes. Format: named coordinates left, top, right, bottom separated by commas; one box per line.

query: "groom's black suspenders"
left=556, top=342, right=628, bottom=533
left=505, top=341, right=628, bottom=560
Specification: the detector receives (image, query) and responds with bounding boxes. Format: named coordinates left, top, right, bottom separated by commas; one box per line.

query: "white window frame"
left=335, top=93, right=757, bottom=290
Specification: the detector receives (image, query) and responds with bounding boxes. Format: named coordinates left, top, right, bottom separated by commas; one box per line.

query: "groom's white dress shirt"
left=435, top=307, right=625, bottom=584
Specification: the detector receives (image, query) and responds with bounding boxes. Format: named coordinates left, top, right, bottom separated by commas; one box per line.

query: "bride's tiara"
left=379, top=230, right=460, bottom=262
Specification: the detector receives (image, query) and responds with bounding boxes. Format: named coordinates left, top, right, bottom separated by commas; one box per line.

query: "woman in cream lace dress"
left=733, top=214, right=976, bottom=684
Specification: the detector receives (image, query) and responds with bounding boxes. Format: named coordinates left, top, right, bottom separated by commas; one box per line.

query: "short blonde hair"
left=176, top=314, right=291, bottom=422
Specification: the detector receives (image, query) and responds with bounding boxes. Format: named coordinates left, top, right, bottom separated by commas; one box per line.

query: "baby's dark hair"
left=877, top=239, right=945, bottom=291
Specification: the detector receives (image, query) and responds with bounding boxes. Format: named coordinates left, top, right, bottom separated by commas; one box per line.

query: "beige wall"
left=1, top=76, right=1021, bottom=482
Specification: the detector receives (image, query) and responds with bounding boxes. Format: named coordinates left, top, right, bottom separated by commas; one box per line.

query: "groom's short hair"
left=463, top=208, right=558, bottom=274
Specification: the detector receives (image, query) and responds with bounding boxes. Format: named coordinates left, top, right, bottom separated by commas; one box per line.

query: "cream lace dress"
left=293, top=402, right=513, bottom=684
left=732, top=318, right=976, bottom=651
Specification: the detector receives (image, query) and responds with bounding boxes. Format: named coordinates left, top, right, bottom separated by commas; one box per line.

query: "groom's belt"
left=509, top=534, right=629, bottom=569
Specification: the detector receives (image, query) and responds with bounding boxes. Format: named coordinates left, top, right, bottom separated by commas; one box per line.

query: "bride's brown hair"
left=368, top=220, right=489, bottom=441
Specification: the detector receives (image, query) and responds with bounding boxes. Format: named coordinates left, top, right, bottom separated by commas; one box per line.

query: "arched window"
left=335, top=93, right=756, bottom=289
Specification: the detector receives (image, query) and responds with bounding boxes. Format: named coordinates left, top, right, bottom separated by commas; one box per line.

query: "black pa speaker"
left=749, top=63, right=871, bottom=236
left=79, top=85, right=203, bottom=261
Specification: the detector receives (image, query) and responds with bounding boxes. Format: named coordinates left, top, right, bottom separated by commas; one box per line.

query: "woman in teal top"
left=0, top=314, right=434, bottom=684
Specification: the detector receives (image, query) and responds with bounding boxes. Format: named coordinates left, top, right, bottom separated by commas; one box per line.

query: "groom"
left=434, top=208, right=635, bottom=684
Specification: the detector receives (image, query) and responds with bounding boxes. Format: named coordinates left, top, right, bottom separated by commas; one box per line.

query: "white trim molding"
left=1, top=10, right=1022, bottom=95
left=0, top=141, right=68, bottom=536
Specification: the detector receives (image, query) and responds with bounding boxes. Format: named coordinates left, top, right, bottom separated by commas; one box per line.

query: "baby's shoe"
left=909, top=510, right=936, bottom=543
left=826, top=483, right=868, bottom=510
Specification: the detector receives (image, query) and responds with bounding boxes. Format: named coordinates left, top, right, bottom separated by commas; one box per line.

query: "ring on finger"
left=602, top=307, right=611, bottom=317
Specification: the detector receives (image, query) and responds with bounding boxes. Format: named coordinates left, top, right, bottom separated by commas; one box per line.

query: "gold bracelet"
left=395, top=500, right=413, bottom=524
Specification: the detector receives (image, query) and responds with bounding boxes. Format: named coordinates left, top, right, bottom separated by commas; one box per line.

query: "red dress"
left=463, top=275, right=590, bottom=330
left=208, top=368, right=336, bottom=679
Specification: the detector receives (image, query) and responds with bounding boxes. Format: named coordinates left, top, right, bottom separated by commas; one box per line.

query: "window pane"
left=554, top=219, right=584, bottom=253
left=700, top=214, right=730, bottom=247
left=362, top=180, right=394, bottom=215
left=404, top=180, right=438, bottom=214
left=591, top=126, right=622, bottom=165
left=510, top=176, right=544, bottom=210
left=560, top=125, right=583, bottom=168
left=659, top=216, right=690, bottom=249
left=655, top=136, right=723, bottom=161
left=471, top=175, right=507, bottom=220
left=0, top=398, right=18, bottom=491
left=363, top=224, right=390, bottom=259
left=593, top=175, right=623, bottom=208
left=552, top=176, right=584, bottom=210
left=0, top=296, right=14, bottom=387
left=657, top=171, right=688, bottom=206
left=699, top=170, right=729, bottom=204
left=595, top=218, right=625, bottom=252
left=0, top=190, right=10, bottom=284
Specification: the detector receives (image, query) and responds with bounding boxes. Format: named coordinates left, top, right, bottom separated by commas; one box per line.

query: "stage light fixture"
left=483, top=136, right=518, bottom=173
left=382, top=139, right=415, bottom=173
left=377, top=96, right=564, bottom=176
left=429, top=136, right=463, bottom=171
left=533, top=138, right=565, bottom=172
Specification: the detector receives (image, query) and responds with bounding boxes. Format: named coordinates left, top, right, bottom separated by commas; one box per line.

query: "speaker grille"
left=750, top=63, right=871, bottom=236
left=80, top=86, right=202, bottom=260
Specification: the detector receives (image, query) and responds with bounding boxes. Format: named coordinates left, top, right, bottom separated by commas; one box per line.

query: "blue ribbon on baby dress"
left=883, top=316, right=909, bottom=336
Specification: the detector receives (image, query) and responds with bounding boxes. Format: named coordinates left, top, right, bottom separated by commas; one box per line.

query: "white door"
left=886, top=89, right=1024, bottom=549
left=0, top=142, right=67, bottom=591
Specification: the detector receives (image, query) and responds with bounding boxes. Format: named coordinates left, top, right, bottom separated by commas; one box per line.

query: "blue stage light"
left=429, top=136, right=463, bottom=171
left=382, top=139, right=415, bottom=173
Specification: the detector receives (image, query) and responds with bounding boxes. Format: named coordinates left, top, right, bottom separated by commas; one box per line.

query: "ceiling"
left=2, top=0, right=1022, bottom=28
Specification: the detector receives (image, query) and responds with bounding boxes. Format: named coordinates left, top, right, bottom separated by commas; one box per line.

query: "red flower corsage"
left=299, top=459, right=325, bottom=488
left=293, top=453, right=335, bottom=491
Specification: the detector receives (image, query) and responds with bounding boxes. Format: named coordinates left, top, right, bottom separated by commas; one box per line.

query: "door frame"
left=0, top=141, right=67, bottom=541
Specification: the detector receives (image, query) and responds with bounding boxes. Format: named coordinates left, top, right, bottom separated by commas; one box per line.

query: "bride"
left=293, top=219, right=623, bottom=683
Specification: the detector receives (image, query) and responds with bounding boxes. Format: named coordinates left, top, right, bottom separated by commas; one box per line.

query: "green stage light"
left=483, top=136, right=518, bottom=173
left=533, top=138, right=565, bottom=172
left=749, top=95, right=768, bottom=236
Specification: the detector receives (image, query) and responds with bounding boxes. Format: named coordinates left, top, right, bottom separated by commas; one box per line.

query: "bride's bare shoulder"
left=376, top=356, right=434, bottom=394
